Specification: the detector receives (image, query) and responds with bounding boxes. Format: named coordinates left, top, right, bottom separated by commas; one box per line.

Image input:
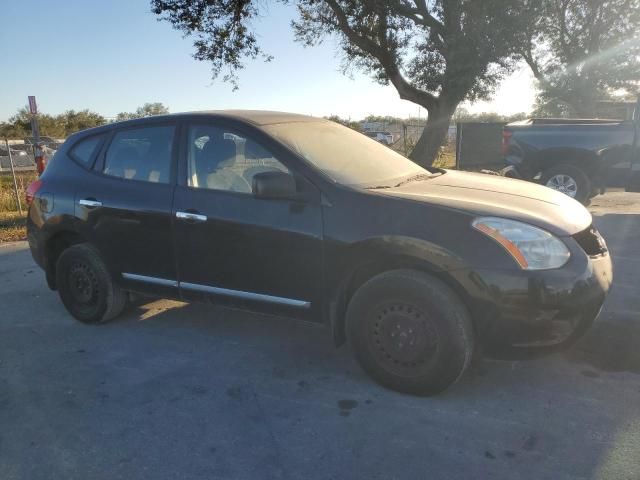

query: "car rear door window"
left=103, top=126, right=175, bottom=183
left=70, top=134, right=105, bottom=167
left=187, top=125, right=288, bottom=193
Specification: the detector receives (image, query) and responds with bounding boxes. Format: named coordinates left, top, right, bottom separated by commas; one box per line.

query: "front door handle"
left=176, top=211, right=207, bottom=222
left=79, top=199, right=102, bottom=208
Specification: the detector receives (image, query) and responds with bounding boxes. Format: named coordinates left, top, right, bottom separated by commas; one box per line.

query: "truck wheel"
left=56, top=244, right=127, bottom=324
left=541, top=164, right=591, bottom=204
left=346, top=270, right=474, bottom=396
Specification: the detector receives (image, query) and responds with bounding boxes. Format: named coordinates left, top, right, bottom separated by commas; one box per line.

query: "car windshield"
left=264, top=120, right=431, bottom=187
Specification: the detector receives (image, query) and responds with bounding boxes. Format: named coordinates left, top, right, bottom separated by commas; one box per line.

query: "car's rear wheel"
left=56, top=244, right=127, bottom=324
left=346, top=269, right=474, bottom=396
left=541, top=164, right=591, bottom=204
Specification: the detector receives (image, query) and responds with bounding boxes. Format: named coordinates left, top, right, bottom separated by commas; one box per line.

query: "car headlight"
left=472, top=217, right=570, bottom=270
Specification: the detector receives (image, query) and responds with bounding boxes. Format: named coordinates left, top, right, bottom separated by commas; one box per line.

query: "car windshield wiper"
left=393, top=172, right=441, bottom=188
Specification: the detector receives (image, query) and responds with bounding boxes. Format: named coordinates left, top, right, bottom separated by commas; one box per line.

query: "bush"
left=0, top=172, right=37, bottom=212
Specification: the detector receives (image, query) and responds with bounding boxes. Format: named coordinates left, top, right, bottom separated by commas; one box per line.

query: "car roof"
left=67, top=110, right=327, bottom=143
left=189, top=110, right=322, bottom=126
left=125, top=110, right=323, bottom=127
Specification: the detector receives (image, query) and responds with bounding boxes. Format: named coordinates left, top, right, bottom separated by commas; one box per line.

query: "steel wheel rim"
left=68, top=262, right=99, bottom=306
left=368, top=302, right=440, bottom=377
left=546, top=174, right=578, bottom=198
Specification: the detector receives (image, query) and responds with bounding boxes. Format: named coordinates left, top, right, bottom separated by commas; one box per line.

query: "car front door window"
left=187, top=125, right=289, bottom=194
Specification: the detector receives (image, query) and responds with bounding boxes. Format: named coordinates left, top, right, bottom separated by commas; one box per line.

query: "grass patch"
left=433, top=146, right=456, bottom=169
left=0, top=211, right=27, bottom=243
left=0, top=173, right=35, bottom=242
left=0, top=172, right=37, bottom=212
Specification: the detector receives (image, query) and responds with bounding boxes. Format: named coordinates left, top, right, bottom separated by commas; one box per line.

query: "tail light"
left=26, top=180, right=43, bottom=206
left=501, top=129, right=512, bottom=155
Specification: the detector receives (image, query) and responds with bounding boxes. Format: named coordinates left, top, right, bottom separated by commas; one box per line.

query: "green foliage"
left=324, top=115, right=361, bottom=131
left=115, top=102, right=170, bottom=121
left=60, top=110, right=107, bottom=134
left=522, top=0, right=640, bottom=117
left=150, top=0, right=271, bottom=89
left=0, top=102, right=170, bottom=139
left=362, top=115, right=413, bottom=126
left=0, top=107, right=106, bottom=139
left=151, top=0, right=536, bottom=164
left=453, top=108, right=528, bottom=123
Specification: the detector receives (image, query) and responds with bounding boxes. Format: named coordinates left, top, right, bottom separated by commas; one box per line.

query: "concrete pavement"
left=1, top=194, right=639, bottom=479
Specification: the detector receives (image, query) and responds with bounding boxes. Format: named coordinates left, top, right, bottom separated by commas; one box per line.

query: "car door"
left=172, top=120, right=324, bottom=321
left=75, top=122, right=179, bottom=297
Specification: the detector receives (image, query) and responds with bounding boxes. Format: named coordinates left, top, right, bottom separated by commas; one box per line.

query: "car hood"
left=377, top=170, right=592, bottom=236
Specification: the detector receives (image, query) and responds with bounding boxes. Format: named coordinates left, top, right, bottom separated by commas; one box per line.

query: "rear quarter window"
left=69, top=134, right=105, bottom=167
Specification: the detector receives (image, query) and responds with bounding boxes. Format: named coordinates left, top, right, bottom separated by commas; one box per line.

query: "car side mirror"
left=252, top=171, right=297, bottom=200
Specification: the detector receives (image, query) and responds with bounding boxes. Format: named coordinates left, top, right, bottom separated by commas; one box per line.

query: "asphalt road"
left=1, top=192, right=640, bottom=480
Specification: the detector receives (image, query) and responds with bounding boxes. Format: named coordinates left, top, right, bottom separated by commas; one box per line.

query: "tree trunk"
left=409, top=103, right=456, bottom=167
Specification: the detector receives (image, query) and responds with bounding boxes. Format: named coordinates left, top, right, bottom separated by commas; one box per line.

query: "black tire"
left=346, top=269, right=474, bottom=396
left=55, top=243, right=127, bottom=324
left=540, top=164, right=591, bottom=205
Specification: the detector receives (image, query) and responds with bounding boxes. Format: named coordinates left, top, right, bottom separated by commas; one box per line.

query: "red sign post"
left=28, top=95, right=38, bottom=115
left=27, top=96, right=45, bottom=174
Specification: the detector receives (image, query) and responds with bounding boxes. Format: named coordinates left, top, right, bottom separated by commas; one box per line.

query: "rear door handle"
left=79, top=199, right=102, bottom=208
left=176, top=211, right=207, bottom=222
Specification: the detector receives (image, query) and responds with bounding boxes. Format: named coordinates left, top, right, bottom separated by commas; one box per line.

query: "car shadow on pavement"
left=564, top=310, right=640, bottom=373
left=114, top=298, right=365, bottom=384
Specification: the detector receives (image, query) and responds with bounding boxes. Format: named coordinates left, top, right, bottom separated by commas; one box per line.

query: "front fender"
left=324, top=235, right=470, bottom=346
left=344, top=235, right=467, bottom=273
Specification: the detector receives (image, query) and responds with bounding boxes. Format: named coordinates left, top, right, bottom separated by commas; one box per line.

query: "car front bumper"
left=450, top=246, right=613, bottom=350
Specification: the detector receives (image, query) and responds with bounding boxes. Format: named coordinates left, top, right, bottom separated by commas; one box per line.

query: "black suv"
left=27, top=111, right=612, bottom=395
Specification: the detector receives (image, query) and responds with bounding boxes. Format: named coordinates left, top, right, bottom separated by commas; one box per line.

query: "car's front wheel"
left=56, top=244, right=127, bottom=324
left=346, top=270, right=474, bottom=396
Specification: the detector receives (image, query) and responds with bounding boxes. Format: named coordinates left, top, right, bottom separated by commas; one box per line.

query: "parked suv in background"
left=502, top=98, right=640, bottom=204
left=27, top=111, right=612, bottom=395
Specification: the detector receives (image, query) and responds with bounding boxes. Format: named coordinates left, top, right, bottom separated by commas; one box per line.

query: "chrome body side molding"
left=121, top=273, right=310, bottom=308
left=121, top=273, right=179, bottom=288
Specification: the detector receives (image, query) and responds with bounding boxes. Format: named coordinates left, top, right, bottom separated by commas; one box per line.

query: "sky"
left=0, top=0, right=536, bottom=122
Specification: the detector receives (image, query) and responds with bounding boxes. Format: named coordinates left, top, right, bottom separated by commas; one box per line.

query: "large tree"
left=151, top=0, right=531, bottom=165
left=522, top=0, right=640, bottom=118
left=0, top=108, right=106, bottom=139
left=59, top=110, right=107, bottom=134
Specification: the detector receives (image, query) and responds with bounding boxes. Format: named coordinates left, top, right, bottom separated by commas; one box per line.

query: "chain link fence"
left=0, top=139, right=61, bottom=172
left=362, top=120, right=457, bottom=168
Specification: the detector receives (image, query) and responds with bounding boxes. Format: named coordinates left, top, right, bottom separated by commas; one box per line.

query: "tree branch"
left=412, top=0, right=445, bottom=35
left=323, top=0, right=437, bottom=109
left=385, top=0, right=446, bottom=51
left=522, top=41, right=544, bottom=82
